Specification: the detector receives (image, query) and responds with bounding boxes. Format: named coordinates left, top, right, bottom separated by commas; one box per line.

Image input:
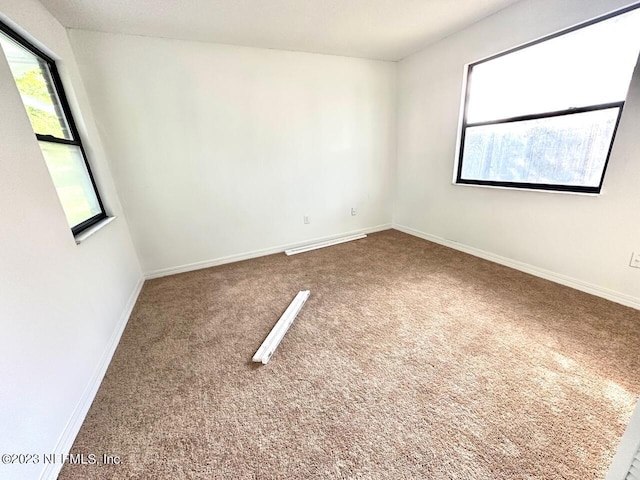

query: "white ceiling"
left=38, top=0, right=522, bottom=61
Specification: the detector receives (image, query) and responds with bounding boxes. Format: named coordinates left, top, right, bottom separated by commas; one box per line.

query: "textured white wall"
left=68, top=30, right=397, bottom=275
left=0, top=1, right=142, bottom=479
left=395, top=0, right=640, bottom=304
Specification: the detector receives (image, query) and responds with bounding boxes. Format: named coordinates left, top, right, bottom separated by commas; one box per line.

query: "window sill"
left=451, top=181, right=600, bottom=196
left=74, top=216, right=116, bottom=245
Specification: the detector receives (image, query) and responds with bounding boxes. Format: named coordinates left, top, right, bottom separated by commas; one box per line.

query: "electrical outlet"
left=351, top=207, right=357, bottom=216
left=303, top=215, right=310, bottom=224
left=630, top=252, right=640, bottom=269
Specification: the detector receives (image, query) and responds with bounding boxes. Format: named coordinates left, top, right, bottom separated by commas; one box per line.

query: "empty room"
left=2, top=0, right=640, bottom=478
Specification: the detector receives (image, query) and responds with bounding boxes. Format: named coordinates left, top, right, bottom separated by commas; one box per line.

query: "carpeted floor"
left=60, top=230, right=640, bottom=479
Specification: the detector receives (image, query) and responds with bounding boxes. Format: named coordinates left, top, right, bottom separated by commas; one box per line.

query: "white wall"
left=68, top=30, right=397, bottom=276
left=0, top=1, right=142, bottom=479
left=395, top=0, right=640, bottom=306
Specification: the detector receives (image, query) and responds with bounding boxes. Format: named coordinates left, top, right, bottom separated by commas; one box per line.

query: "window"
left=456, top=5, right=640, bottom=193
left=0, top=22, right=107, bottom=235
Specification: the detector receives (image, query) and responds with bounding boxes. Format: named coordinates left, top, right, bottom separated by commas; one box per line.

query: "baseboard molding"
left=39, top=276, right=145, bottom=480
left=284, top=233, right=367, bottom=256
left=393, top=224, right=640, bottom=311
left=144, top=224, right=392, bottom=279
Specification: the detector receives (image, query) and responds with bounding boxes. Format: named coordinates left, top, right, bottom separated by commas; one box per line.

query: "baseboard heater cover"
left=252, top=290, right=310, bottom=364
left=284, top=233, right=367, bottom=256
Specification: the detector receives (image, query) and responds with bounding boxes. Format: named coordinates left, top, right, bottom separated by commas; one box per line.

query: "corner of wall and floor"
left=0, top=1, right=145, bottom=480
left=390, top=224, right=640, bottom=311
left=143, top=223, right=393, bottom=280
left=391, top=0, right=640, bottom=312
left=38, top=277, right=144, bottom=480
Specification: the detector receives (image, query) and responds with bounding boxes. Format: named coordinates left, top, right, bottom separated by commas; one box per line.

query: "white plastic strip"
left=284, top=233, right=367, bottom=256
left=252, top=290, right=310, bottom=364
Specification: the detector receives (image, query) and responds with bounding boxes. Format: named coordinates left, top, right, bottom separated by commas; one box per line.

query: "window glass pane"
left=466, top=8, right=640, bottom=123
left=0, top=34, right=72, bottom=139
left=460, top=108, right=619, bottom=187
left=39, top=142, right=101, bottom=228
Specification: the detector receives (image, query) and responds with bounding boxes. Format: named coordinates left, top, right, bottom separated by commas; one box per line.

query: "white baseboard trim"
left=393, top=224, right=640, bottom=311
left=39, top=276, right=145, bottom=480
left=144, top=224, right=392, bottom=279
left=284, top=233, right=367, bottom=256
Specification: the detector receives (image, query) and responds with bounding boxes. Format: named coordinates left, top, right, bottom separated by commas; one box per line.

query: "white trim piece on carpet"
left=284, top=233, right=367, bottom=256
left=252, top=290, right=310, bottom=364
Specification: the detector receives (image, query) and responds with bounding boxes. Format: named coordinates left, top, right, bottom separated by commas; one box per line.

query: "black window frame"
left=0, top=21, right=107, bottom=236
left=455, top=3, right=640, bottom=194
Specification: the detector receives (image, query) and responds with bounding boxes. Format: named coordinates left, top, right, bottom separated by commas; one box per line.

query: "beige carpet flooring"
left=59, top=230, right=640, bottom=479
